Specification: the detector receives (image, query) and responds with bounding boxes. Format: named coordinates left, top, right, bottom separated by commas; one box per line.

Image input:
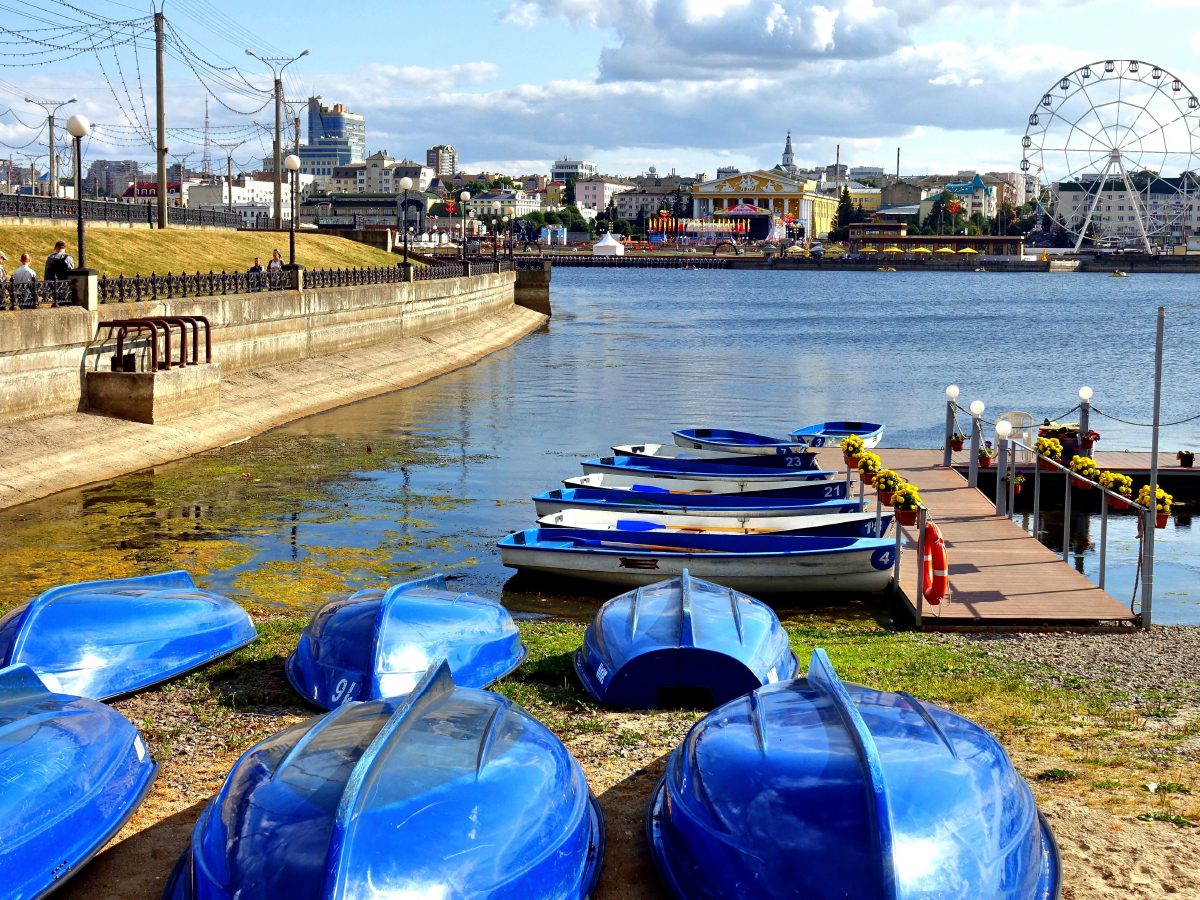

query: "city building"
left=820, top=180, right=881, bottom=213
left=944, top=173, right=997, bottom=220
left=983, top=172, right=1027, bottom=208
left=186, top=172, right=316, bottom=208
left=630, top=169, right=703, bottom=189
left=427, top=145, right=458, bottom=176
left=199, top=201, right=288, bottom=228
left=849, top=166, right=886, bottom=183
left=615, top=185, right=690, bottom=220
left=776, top=132, right=799, bottom=176
left=825, top=163, right=848, bottom=181
left=1049, top=176, right=1199, bottom=247
left=715, top=165, right=740, bottom=180
left=690, top=170, right=839, bottom=239
left=550, top=157, right=598, bottom=183
left=290, top=97, right=367, bottom=182
left=519, top=174, right=548, bottom=192
left=546, top=182, right=565, bottom=207
left=86, top=159, right=140, bottom=196
left=465, top=189, right=541, bottom=217
left=301, top=191, right=437, bottom=231
left=574, top=175, right=635, bottom=211
left=122, top=180, right=200, bottom=206
left=880, top=181, right=927, bottom=206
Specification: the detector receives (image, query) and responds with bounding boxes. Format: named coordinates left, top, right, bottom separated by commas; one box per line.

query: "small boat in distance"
left=497, top=528, right=898, bottom=592
left=580, top=456, right=834, bottom=482
left=574, top=570, right=798, bottom=709
left=789, top=421, right=884, bottom=449
left=533, top=487, right=860, bottom=518
left=565, top=473, right=845, bottom=498
left=1111, top=270, right=1129, bottom=277
left=672, top=428, right=810, bottom=456
left=538, top=507, right=891, bottom=539
left=613, top=443, right=820, bottom=470
left=0, top=664, right=158, bottom=899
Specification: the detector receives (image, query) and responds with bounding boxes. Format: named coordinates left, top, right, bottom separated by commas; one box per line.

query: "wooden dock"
left=815, top=448, right=1139, bottom=630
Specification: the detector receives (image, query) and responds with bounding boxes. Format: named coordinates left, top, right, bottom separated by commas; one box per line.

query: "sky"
left=6, top=0, right=1200, bottom=181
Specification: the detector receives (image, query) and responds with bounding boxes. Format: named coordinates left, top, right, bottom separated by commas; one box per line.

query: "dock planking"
left=815, top=448, right=1139, bottom=629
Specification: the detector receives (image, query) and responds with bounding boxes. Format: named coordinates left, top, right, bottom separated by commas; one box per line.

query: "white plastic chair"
left=997, top=412, right=1034, bottom=462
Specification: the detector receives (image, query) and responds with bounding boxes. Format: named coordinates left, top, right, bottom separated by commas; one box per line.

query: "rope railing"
left=1089, top=405, right=1200, bottom=428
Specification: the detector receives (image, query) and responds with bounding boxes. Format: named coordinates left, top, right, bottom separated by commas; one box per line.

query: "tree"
left=564, top=176, right=578, bottom=204
left=487, top=176, right=516, bottom=190
left=835, top=186, right=855, bottom=230
left=460, top=180, right=487, bottom=195
left=925, top=191, right=964, bottom=235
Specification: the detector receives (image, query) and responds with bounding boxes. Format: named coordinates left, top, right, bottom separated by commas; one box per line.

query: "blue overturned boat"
left=0, top=571, right=257, bottom=700
left=613, top=443, right=821, bottom=470
left=1, top=664, right=157, bottom=899
left=672, top=428, right=809, bottom=455
left=647, top=649, right=1061, bottom=900
left=574, top=571, right=797, bottom=709
left=534, top=487, right=860, bottom=519
left=499, top=528, right=897, bottom=593
left=580, top=456, right=834, bottom=482
left=286, top=573, right=526, bottom=710
left=165, top=661, right=604, bottom=900
left=790, top=420, right=885, bottom=448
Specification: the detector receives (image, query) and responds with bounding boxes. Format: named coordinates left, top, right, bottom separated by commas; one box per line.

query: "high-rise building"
left=427, top=145, right=458, bottom=176
left=550, top=158, right=597, bottom=184
left=295, top=97, right=367, bottom=182
left=86, top=159, right=141, bottom=196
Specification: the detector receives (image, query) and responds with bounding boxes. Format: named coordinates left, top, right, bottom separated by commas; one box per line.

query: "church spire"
left=782, top=130, right=794, bottom=168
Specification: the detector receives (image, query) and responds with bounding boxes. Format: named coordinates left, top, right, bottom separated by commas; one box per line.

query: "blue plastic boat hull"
left=573, top=571, right=798, bottom=709
left=0, top=664, right=158, bottom=900
left=580, top=456, right=831, bottom=480
left=165, top=662, right=604, bottom=900
left=285, top=574, right=526, bottom=710
left=672, top=428, right=809, bottom=455
left=789, top=421, right=885, bottom=448
left=533, top=488, right=863, bottom=519
left=613, top=443, right=819, bottom=469
left=0, top=571, right=257, bottom=700
left=645, top=649, right=1062, bottom=900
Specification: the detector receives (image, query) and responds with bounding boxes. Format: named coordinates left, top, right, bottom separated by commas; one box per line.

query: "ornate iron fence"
left=98, top=270, right=287, bottom=302
left=545, top=254, right=730, bottom=269
left=413, top=263, right=466, bottom=281
left=304, top=265, right=407, bottom=288
left=0, top=195, right=241, bottom=229
left=0, top=279, right=74, bottom=310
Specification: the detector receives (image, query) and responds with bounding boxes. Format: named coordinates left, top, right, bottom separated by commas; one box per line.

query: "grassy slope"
left=0, top=225, right=402, bottom=276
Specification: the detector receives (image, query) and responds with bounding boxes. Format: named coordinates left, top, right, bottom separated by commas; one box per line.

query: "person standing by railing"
left=267, top=249, right=283, bottom=272
left=0, top=250, right=9, bottom=282
left=44, top=240, right=74, bottom=281
left=11, top=252, right=36, bottom=308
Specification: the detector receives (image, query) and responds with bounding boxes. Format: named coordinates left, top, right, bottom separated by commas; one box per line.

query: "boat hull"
left=613, top=443, right=819, bottom=469
left=672, top=428, right=809, bottom=456
left=580, top=457, right=833, bottom=481
left=564, top=473, right=845, bottom=498
left=537, top=508, right=892, bottom=538
left=532, top=488, right=861, bottom=519
left=789, top=421, right=885, bottom=449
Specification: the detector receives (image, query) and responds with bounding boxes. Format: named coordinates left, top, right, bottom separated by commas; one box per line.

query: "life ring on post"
left=922, top=521, right=949, bottom=606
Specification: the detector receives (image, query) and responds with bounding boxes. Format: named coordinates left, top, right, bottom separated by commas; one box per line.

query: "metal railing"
left=413, top=263, right=466, bottom=281
left=998, top=437, right=1151, bottom=600
left=305, top=265, right=407, bottom=288
left=99, top=270, right=288, bottom=302
left=892, top=504, right=933, bottom=625
left=0, top=279, right=73, bottom=310
left=544, top=254, right=731, bottom=269
left=0, top=195, right=241, bottom=229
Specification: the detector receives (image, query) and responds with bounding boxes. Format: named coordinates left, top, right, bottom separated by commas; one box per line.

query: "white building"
left=849, top=166, right=886, bottom=182
left=200, top=201, right=289, bottom=228
left=574, top=175, right=635, bottom=211
left=550, top=158, right=598, bottom=183
left=465, top=189, right=542, bottom=217
left=328, top=152, right=434, bottom=195
left=186, top=174, right=315, bottom=208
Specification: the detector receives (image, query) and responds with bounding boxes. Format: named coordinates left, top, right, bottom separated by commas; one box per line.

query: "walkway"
left=816, top=448, right=1139, bottom=629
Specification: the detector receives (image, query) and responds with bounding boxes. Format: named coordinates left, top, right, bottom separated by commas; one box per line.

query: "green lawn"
left=0, top=225, right=403, bottom=276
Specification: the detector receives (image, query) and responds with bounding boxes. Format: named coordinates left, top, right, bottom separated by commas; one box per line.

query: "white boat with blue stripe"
left=789, top=421, right=885, bottom=448
left=579, top=457, right=835, bottom=482
left=564, top=473, right=847, bottom=499
left=613, top=443, right=820, bottom=470
left=538, top=507, right=892, bottom=538
left=532, top=488, right=860, bottom=518
left=672, top=428, right=809, bottom=456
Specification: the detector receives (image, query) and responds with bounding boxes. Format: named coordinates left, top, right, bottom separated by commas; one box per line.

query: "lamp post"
left=284, top=153, right=300, bottom=264
left=25, top=97, right=74, bottom=198
left=505, top=206, right=514, bottom=257
left=491, top=200, right=501, bottom=264
left=398, top=176, right=413, bottom=263
left=501, top=215, right=509, bottom=258
left=65, top=114, right=90, bottom=268
left=943, top=384, right=960, bottom=466
left=994, top=418, right=1012, bottom=516
left=968, top=400, right=985, bottom=488
left=459, top=190, right=470, bottom=262
left=1078, top=385, right=1093, bottom=458
left=245, top=48, right=309, bottom=228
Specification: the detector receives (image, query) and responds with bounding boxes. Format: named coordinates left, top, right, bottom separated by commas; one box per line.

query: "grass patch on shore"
left=0, top=224, right=402, bottom=276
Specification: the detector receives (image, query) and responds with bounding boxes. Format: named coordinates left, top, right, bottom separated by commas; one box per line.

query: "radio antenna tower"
left=201, top=97, right=213, bottom=179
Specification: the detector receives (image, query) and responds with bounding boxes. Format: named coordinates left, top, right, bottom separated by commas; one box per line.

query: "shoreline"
left=0, top=304, right=545, bottom=511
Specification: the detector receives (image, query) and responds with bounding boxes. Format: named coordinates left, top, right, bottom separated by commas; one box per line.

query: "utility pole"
left=246, top=48, right=309, bottom=230
left=155, top=9, right=167, bottom=228
left=213, top=140, right=248, bottom=215
left=25, top=97, right=74, bottom=198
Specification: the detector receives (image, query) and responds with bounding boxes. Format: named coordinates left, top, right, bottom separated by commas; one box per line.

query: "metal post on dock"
left=1142, top=306, right=1165, bottom=627
left=995, top=436, right=1008, bottom=516
left=1099, top=493, right=1108, bottom=590
left=1079, top=386, right=1093, bottom=458
left=915, top=507, right=927, bottom=624
left=1032, top=447, right=1042, bottom=538
left=1008, top=447, right=1017, bottom=519
left=943, top=385, right=959, bottom=466
left=874, top=493, right=883, bottom=536
left=892, top=515, right=902, bottom=601
left=967, top=400, right=984, bottom=488
left=858, top=477, right=864, bottom=506
left=1062, top=464, right=1072, bottom=564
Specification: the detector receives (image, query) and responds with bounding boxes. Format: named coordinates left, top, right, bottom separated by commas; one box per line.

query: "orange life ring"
left=922, top=521, right=948, bottom=606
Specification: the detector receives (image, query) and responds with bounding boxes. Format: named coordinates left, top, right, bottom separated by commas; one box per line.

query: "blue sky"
left=6, top=0, right=1200, bottom=181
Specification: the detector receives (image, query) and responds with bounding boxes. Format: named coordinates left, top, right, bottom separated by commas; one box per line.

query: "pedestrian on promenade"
left=248, top=257, right=264, bottom=274
left=12, top=252, right=36, bottom=308
left=248, top=256, right=265, bottom=291
left=12, top=253, right=36, bottom=282
left=0, top=251, right=9, bottom=282
left=44, top=240, right=74, bottom=281
left=267, top=249, right=283, bottom=272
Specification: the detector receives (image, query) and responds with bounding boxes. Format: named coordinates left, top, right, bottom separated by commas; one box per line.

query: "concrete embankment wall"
left=0, top=271, right=517, bottom=427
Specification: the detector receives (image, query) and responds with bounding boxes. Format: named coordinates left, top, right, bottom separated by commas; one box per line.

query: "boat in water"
left=498, top=528, right=897, bottom=592
left=539, top=507, right=891, bottom=538
left=564, top=473, right=847, bottom=499
left=533, top=487, right=860, bottom=519
left=672, top=428, right=810, bottom=456
left=0, top=571, right=257, bottom=700
left=613, top=443, right=820, bottom=470
left=165, top=661, right=604, bottom=900
left=286, top=573, right=526, bottom=710
left=574, top=570, right=798, bottom=709
left=0, top=664, right=157, bottom=899
left=789, top=421, right=885, bottom=449
left=647, top=648, right=1061, bottom=900
left=580, top=456, right=834, bottom=482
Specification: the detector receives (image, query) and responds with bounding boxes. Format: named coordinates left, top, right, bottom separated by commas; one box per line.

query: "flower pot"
left=1039, top=458, right=1058, bottom=472
left=861, top=471, right=876, bottom=486
left=1080, top=439, right=1095, bottom=449
left=1070, top=474, right=1092, bottom=489
left=1108, top=495, right=1130, bottom=510
left=1013, top=484, right=1022, bottom=496
left=845, top=455, right=859, bottom=469
left=1156, top=513, right=1169, bottom=529
left=979, top=456, right=993, bottom=469
left=877, top=490, right=894, bottom=506
left=896, top=509, right=918, bottom=527
left=1181, top=452, right=1195, bottom=468
left=951, top=440, right=964, bottom=452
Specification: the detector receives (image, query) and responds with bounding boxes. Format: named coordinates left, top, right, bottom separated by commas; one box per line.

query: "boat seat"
left=996, top=412, right=1034, bottom=462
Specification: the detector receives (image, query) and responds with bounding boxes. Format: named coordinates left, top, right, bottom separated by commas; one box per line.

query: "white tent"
left=592, top=233, right=624, bottom=256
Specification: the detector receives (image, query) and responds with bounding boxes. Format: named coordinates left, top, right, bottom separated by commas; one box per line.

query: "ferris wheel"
left=1022, top=60, right=1200, bottom=251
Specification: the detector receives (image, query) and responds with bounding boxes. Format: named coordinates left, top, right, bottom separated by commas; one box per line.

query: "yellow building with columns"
left=691, top=170, right=840, bottom=239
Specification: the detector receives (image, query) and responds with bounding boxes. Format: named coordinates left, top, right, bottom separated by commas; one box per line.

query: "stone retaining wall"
left=0, top=271, right=517, bottom=426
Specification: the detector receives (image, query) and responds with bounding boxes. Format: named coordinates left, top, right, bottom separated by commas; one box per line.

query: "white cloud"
left=1192, top=30, right=1200, bottom=53
left=337, top=62, right=501, bottom=96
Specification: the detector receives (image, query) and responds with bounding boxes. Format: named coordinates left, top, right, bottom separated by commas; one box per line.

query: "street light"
left=284, top=153, right=300, bottom=265
left=26, top=97, right=74, bottom=198
left=459, top=190, right=470, bottom=262
left=65, top=114, right=89, bottom=269
left=505, top=206, right=515, bottom=257
left=245, top=48, right=309, bottom=228
left=398, top=176, right=413, bottom=264
left=945, top=385, right=960, bottom=400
